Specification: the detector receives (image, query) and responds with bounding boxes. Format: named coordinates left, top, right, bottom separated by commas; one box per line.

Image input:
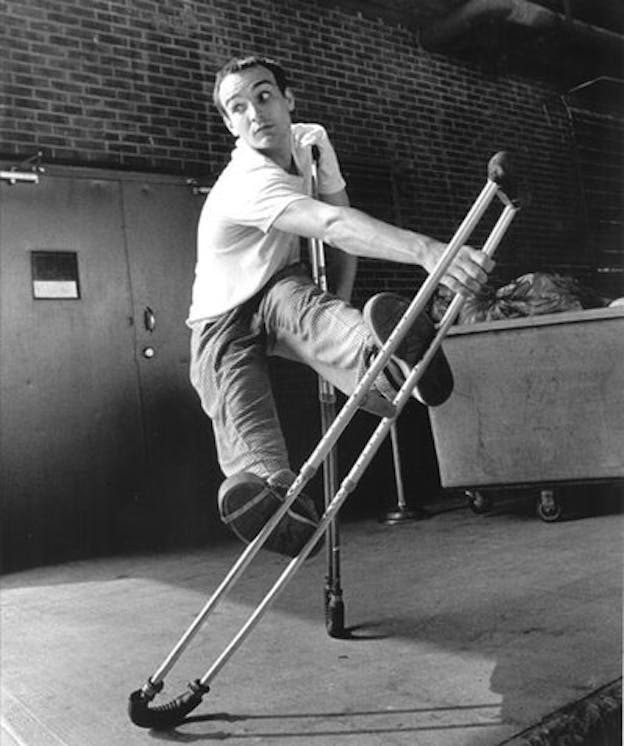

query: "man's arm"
left=319, top=188, right=357, bottom=302
left=274, top=196, right=494, bottom=297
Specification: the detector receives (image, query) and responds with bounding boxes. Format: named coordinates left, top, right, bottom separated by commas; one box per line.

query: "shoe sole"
left=363, top=292, right=453, bottom=407
left=218, top=473, right=321, bottom=558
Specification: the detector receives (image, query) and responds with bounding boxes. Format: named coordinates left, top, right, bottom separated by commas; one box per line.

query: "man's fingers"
left=442, top=248, right=495, bottom=295
left=426, top=243, right=495, bottom=295
left=474, top=252, right=495, bottom=274
left=441, top=271, right=482, bottom=296
left=460, top=246, right=495, bottom=275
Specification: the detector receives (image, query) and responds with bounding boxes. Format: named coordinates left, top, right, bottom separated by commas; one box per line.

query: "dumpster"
left=429, top=306, right=624, bottom=520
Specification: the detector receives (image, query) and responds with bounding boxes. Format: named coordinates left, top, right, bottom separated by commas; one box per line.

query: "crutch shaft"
left=199, top=461, right=355, bottom=688
left=320, top=395, right=341, bottom=593
left=147, top=506, right=299, bottom=685
left=309, top=146, right=344, bottom=633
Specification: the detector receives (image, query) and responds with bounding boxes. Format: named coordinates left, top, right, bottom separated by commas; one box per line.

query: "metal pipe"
left=420, top=0, right=623, bottom=51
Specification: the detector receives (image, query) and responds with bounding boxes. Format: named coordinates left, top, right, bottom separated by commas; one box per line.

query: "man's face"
left=218, top=66, right=295, bottom=155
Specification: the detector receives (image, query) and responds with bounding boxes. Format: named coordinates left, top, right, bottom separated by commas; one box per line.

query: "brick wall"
left=1, top=0, right=616, bottom=290
left=3, top=0, right=621, bottom=528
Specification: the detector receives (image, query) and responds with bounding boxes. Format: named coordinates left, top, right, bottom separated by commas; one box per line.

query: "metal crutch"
left=128, top=152, right=520, bottom=729
left=309, top=145, right=346, bottom=638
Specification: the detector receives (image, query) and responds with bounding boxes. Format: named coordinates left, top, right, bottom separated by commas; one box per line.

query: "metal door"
left=0, top=173, right=145, bottom=569
left=0, top=169, right=223, bottom=570
left=121, top=179, right=219, bottom=549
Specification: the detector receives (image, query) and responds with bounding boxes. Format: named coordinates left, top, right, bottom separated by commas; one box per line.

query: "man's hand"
left=422, top=240, right=495, bottom=296
left=297, top=124, right=330, bottom=152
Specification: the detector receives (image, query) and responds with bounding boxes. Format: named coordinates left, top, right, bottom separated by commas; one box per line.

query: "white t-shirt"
left=186, top=123, right=346, bottom=325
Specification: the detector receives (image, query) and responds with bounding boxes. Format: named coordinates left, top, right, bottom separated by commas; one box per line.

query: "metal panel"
left=121, top=179, right=221, bottom=548
left=0, top=176, right=144, bottom=569
left=429, top=307, right=624, bottom=488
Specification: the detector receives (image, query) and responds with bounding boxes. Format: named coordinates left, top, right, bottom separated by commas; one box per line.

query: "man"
left=187, top=55, right=494, bottom=558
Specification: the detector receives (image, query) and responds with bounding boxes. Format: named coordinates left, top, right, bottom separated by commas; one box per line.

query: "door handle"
left=143, top=306, right=156, bottom=333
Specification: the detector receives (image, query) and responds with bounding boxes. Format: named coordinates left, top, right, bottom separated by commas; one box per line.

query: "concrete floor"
left=1, top=492, right=622, bottom=745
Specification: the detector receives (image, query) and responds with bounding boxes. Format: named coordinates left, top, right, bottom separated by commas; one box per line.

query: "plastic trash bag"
left=431, top=272, right=611, bottom=325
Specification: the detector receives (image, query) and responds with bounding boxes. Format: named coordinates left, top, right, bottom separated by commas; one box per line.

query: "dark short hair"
left=213, top=55, right=289, bottom=115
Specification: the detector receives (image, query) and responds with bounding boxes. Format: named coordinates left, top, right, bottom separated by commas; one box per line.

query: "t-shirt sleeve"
left=215, top=164, right=307, bottom=234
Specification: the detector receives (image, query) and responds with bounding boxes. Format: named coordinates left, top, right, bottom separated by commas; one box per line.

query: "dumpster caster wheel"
left=536, top=489, right=563, bottom=522
left=466, top=490, right=492, bottom=514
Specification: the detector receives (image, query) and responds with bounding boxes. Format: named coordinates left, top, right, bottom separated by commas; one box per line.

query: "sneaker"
left=218, top=471, right=322, bottom=558
left=363, top=292, right=453, bottom=407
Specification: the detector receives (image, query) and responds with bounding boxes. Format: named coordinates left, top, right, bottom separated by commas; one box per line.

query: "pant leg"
left=189, top=265, right=392, bottom=480
left=189, top=298, right=290, bottom=479
left=257, top=267, right=393, bottom=416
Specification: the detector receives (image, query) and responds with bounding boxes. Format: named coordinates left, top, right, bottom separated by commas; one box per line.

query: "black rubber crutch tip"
left=325, top=595, right=346, bottom=638
left=128, top=681, right=209, bottom=730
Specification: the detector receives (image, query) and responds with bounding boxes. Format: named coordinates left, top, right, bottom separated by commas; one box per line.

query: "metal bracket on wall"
left=1, top=151, right=45, bottom=185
